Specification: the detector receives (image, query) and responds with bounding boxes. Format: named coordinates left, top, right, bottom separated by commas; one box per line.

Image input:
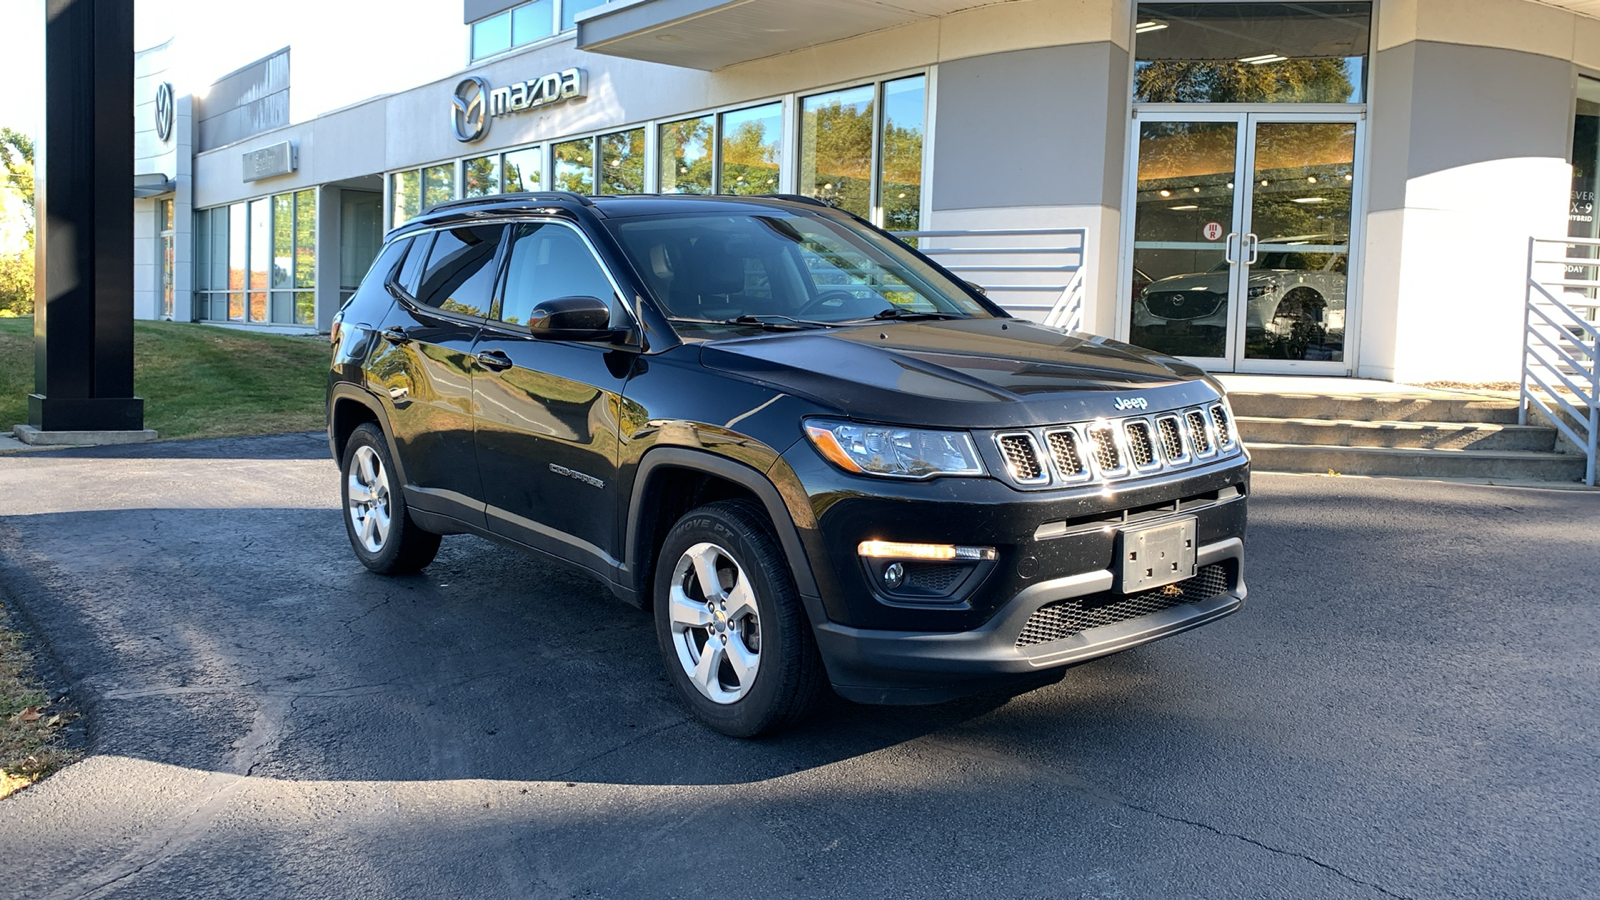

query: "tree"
left=0, top=127, right=34, bottom=315
left=1135, top=59, right=1356, bottom=105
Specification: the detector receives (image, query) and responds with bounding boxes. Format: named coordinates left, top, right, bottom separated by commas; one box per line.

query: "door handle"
left=1245, top=233, right=1260, bottom=265
left=1225, top=232, right=1241, bottom=265
left=477, top=349, right=513, bottom=372
left=381, top=326, right=410, bottom=345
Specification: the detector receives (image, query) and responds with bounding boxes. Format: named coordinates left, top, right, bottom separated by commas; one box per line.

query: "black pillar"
left=29, top=0, right=143, bottom=432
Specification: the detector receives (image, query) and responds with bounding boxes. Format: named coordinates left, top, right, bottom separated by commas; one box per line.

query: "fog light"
left=857, top=540, right=998, bottom=561
left=883, top=562, right=905, bottom=588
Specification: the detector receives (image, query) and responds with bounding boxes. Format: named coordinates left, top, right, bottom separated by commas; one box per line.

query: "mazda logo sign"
left=451, top=77, right=489, bottom=143
left=154, top=82, right=174, bottom=143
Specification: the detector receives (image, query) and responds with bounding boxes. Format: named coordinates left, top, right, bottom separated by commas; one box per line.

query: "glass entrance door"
left=1126, top=112, right=1361, bottom=372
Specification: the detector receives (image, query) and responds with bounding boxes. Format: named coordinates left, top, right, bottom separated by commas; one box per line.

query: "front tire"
left=653, top=500, right=824, bottom=737
left=340, top=423, right=441, bottom=575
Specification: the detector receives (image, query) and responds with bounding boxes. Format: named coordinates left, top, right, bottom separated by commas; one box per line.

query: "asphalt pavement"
left=0, top=432, right=1596, bottom=899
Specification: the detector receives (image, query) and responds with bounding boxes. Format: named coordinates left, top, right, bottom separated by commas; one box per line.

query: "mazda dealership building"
left=131, top=0, right=1600, bottom=383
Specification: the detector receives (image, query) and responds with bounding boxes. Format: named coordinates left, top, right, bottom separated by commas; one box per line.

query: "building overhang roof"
left=576, top=0, right=1008, bottom=70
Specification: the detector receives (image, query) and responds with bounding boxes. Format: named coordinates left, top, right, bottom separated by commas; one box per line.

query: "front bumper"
left=815, top=537, right=1245, bottom=704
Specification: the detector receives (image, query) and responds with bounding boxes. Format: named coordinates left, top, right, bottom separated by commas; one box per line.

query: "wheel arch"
left=328, top=385, right=395, bottom=470
left=626, top=448, right=820, bottom=612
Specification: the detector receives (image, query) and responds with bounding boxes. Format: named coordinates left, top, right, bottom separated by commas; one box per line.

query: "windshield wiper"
left=720, top=314, right=835, bottom=331
left=844, top=308, right=965, bottom=323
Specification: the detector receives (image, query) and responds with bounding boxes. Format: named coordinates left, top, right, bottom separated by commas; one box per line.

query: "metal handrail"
left=893, top=227, right=1087, bottom=332
left=1520, top=236, right=1600, bottom=485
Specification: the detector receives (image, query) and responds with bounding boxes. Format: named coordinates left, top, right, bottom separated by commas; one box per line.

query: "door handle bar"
left=381, top=326, right=410, bottom=345
left=1224, top=232, right=1241, bottom=266
left=1245, top=233, right=1260, bottom=265
left=477, top=349, right=513, bottom=372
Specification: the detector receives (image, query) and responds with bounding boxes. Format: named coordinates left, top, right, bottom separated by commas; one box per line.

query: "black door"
left=471, top=220, right=632, bottom=576
left=373, top=223, right=507, bottom=528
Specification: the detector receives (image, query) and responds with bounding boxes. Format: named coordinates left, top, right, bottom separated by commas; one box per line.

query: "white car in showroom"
left=1131, top=251, right=1346, bottom=360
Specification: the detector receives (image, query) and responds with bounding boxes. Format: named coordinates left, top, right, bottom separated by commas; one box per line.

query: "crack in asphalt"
left=547, top=719, right=691, bottom=781
left=1115, top=801, right=1417, bottom=900
left=917, top=737, right=1413, bottom=900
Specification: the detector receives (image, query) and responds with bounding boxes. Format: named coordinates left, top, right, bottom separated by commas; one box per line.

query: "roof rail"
left=422, top=191, right=596, bottom=215
left=760, top=193, right=835, bottom=209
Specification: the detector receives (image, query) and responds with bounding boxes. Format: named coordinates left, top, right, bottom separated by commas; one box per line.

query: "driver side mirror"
left=527, top=295, right=618, bottom=341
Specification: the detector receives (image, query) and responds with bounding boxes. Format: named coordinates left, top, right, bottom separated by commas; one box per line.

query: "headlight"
left=1246, top=281, right=1279, bottom=299
left=804, top=419, right=986, bottom=479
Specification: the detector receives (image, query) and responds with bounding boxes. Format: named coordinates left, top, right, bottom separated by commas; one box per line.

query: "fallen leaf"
left=45, top=714, right=62, bottom=728
left=17, top=706, right=42, bottom=723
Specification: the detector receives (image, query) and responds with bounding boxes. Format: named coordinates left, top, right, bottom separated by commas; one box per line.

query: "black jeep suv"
left=327, top=192, right=1249, bottom=736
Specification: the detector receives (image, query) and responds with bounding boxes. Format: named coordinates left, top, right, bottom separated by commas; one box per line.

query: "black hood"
left=697, top=318, right=1222, bottom=429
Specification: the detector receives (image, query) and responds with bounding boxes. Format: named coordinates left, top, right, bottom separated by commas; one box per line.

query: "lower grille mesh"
left=1015, top=564, right=1232, bottom=648
left=905, top=563, right=967, bottom=594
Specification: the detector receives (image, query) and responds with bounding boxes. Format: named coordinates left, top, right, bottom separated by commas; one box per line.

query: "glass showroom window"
left=554, top=138, right=595, bottom=193
left=799, top=75, right=926, bottom=230
left=158, top=199, right=175, bottom=319
left=1133, top=2, right=1371, bottom=104
left=194, top=190, right=316, bottom=326
left=471, top=0, right=612, bottom=61
left=390, top=164, right=458, bottom=227
left=464, top=155, right=500, bottom=197
left=600, top=128, right=646, bottom=194
left=503, top=146, right=543, bottom=191
left=659, top=115, right=713, bottom=195
left=720, top=102, right=782, bottom=195
left=390, top=169, right=421, bottom=228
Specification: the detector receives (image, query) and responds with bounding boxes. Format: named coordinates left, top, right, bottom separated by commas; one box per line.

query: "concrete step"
left=1236, top=416, right=1557, bottom=452
left=1246, top=442, right=1588, bottom=482
left=1229, top=391, right=1522, bottom=424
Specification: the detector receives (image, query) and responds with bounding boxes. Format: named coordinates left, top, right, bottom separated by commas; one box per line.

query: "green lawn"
left=0, top=317, right=331, bottom=440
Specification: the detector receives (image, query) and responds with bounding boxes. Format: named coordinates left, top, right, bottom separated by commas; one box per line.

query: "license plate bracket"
left=1116, top=517, right=1197, bottom=593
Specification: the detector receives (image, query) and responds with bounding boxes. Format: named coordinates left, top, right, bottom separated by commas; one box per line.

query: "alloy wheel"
left=346, top=445, right=392, bottom=554
left=667, top=541, right=762, bottom=704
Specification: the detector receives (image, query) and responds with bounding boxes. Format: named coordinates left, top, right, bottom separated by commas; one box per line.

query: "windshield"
left=606, top=211, right=993, bottom=328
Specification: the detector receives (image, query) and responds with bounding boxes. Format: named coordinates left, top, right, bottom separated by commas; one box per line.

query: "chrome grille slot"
left=1125, top=420, right=1155, bottom=468
left=1045, top=429, right=1086, bottom=478
left=1186, top=410, right=1213, bottom=455
left=1087, top=424, right=1124, bottom=474
left=995, top=433, right=1047, bottom=484
left=1210, top=404, right=1233, bottom=447
left=1157, top=417, right=1186, bottom=462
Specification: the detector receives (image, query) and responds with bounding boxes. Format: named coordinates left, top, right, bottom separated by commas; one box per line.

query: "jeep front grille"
left=1087, top=425, right=1122, bottom=473
left=1016, top=564, right=1233, bottom=648
left=988, top=401, right=1240, bottom=489
left=1187, top=410, right=1213, bottom=455
left=1126, top=421, right=1155, bottom=468
left=1045, top=430, right=1085, bottom=478
left=996, top=433, right=1045, bottom=483
left=1157, top=417, right=1186, bottom=462
left=1210, top=404, right=1233, bottom=447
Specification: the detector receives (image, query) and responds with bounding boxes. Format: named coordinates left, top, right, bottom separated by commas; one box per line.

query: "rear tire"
left=653, top=500, right=825, bottom=737
left=340, top=423, right=441, bottom=575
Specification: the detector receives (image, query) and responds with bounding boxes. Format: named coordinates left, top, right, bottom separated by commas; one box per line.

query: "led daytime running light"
left=857, top=541, right=998, bottom=561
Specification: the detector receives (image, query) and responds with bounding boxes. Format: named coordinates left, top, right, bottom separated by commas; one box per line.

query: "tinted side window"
left=415, top=225, right=505, bottom=317
left=499, top=222, right=618, bottom=326
left=340, top=236, right=411, bottom=319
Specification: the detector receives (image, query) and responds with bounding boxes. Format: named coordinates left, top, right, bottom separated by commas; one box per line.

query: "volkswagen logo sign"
left=154, top=82, right=174, bottom=143
left=451, top=77, right=490, bottom=143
